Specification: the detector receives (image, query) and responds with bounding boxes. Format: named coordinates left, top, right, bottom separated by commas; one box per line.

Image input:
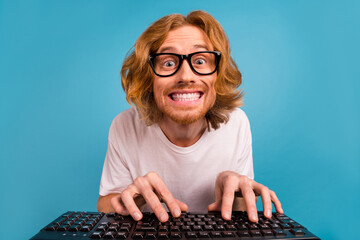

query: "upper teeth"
left=172, top=93, right=201, bottom=101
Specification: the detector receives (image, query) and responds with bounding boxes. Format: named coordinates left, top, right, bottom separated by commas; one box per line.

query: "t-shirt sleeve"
left=235, top=110, right=254, bottom=179
left=99, top=120, right=133, bottom=196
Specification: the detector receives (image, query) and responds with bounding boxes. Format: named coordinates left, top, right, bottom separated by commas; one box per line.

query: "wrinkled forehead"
left=157, top=25, right=214, bottom=54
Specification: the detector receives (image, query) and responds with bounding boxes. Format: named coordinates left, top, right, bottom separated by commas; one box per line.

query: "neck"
left=159, top=117, right=207, bottom=147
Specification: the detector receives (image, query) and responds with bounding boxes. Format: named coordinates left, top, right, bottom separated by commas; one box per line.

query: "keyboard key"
left=45, top=223, right=58, bottom=231
left=170, top=226, right=180, bottom=231
left=223, top=231, right=235, bottom=237
left=80, top=225, right=92, bottom=232
left=214, top=225, right=225, bottom=231
left=57, top=224, right=70, bottom=231
left=158, top=232, right=168, bottom=238
left=198, top=231, right=210, bottom=238
left=119, top=226, right=130, bottom=232
left=170, top=232, right=182, bottom=238
left=273, top=229, right=286, bottom=236
left=226, top=224, right=236, bottom=230
left=290, top=222, right=304, bottom=228
left=259, top=223, right=270, bottom=229
left=237, top=223, right=248, bottom=230
left=159, top=226, right=168, bottom=232
left=182, top=225, right=191, bottom=231
left=90, top=231, right=104, bottom=239
left=186, top=232, right=197, bottom=238
left=271, top=223, right=281, bottom=229
left=261, top=229, right=274, bottom=236
left=132, top=231, right=145, bottom=238
left=68, top=224, right=81, bottom=232
left=136, top=226, right=156, bottom=231
left=250, top=229, right=263, bottom=237
left=281, top=223, right=292, bottom=229
left=203, top=225, right=214, bottom=231
left=103, top=231, right=116, bottom=238
left=116, top=232, right=128, bottom=239
left=210, top=231, right=222, bottom=237
left=290, top=228, right=306, bottom=236
left=192, top=225, right=202, bottom=231
left=237, top=230, right=251, bottom=237
left=248, top=223, right=260, bottom=230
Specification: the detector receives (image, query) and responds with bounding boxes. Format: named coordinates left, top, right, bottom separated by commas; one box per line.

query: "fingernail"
left=251, top=212, right=258, bottom=222
left=173, top=208, right=181, bottom=217
left=266, top=209, right=272, bottom=218
left=133, top=212, right=141, bottom=221
left=224, top=211, right=231, bottom=220
left=159, top=212, right=167, bottom=222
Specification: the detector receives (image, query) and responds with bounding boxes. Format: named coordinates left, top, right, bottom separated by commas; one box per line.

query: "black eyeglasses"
left=148, top=51, right=221, bottom=77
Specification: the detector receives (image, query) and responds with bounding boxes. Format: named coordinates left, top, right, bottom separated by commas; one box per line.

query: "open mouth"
left=169, top=92, right=203, bottom=102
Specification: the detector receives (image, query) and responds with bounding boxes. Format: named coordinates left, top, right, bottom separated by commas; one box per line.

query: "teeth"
left=171, top=92, right=201, bottom=101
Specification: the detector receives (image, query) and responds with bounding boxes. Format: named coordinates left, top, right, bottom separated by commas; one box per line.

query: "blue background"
left=0, top=0, right=359, bottom=239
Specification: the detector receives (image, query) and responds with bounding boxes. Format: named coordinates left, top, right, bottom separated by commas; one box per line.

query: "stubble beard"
left=157, top=93, right=216, bottom=126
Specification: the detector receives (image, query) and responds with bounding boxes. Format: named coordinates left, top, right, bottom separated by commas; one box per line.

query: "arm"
left=97, top=193, right=119, bottom=213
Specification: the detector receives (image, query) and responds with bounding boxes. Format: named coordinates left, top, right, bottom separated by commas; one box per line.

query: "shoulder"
left=108, top=108, right=145, bottom=141
left=228, top=108, right=250, bottom=125
left=111, top=107, right=139, bottom=126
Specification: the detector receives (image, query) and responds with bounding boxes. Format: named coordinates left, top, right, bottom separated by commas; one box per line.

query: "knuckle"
left=121, top=189, right=131, bottom=197
left=134, top=176, right=145, bottom=186
left=261, top=186, right=269, bottom=193
left=146, top=171, right=159, bottom=179
left=224, top=174, right=237, bottom=183
left=238, top=175, right=250, bottom=184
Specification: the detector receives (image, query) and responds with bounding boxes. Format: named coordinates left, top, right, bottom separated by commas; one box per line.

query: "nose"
left=177, top=59, right=196, bottom=84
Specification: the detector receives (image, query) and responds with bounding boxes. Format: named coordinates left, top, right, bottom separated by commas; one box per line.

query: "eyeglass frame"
left=148, top=51, right=221, bottom=77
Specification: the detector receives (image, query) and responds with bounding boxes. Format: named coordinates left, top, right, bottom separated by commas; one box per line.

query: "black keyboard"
left=30, top=211, right=320, bottom=239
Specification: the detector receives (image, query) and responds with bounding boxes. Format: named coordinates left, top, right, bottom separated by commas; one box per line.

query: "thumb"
left=208, top=201, right=221, bottom=212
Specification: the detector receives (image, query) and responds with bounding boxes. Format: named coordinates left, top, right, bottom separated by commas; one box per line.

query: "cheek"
left=153, top=82, right=167, bottom=102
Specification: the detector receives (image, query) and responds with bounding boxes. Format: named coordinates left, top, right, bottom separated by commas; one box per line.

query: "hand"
left=111, top=171, right=188, bottom=222
left=208, top=171, right=283, bottom=222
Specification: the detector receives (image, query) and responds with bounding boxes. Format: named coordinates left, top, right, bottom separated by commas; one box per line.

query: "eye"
left=164, top=60, right=176, bottom=67
left=194, top=58, right=206, bottom=65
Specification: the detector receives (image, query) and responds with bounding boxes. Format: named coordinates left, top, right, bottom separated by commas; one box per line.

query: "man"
left=97, top=10, right=283, bottom=223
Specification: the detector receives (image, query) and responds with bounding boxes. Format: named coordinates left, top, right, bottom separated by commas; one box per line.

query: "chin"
left=165, top=109, right=208, bottom=125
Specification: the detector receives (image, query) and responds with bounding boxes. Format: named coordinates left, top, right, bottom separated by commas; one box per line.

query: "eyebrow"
left=158, top=44, right=210, bottom=53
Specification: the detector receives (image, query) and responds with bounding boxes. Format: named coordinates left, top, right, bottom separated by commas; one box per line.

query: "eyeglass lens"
left=153, top=52, right=216, bottom=76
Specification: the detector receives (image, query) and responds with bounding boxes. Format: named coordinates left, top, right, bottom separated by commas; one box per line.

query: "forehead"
left=158, top=25, right=213, bottom=53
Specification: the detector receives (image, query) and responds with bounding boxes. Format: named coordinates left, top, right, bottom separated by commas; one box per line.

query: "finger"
left=253, top=182, right=272, bottom=219
left=270, top=190, right=284, bottom=214
left=241, top=185, right=258, bottom=222
left=133, top=173, right=169, bottom=222
left=110, top=194, right=129, bottom=215
left=148, top=174, right=182, bottom=219
left=120, top=189, right=143, bottom=221
left=213, top=175, right=224, bottom=202
left=141, top=187, right=169, bottom=222
left=221, top=177, right=237, bottom=220
left=176, top=199, right=189, bottom=212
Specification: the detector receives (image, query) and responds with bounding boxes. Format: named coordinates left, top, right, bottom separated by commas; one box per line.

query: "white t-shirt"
left=99, top=107, right=254, bottom=212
